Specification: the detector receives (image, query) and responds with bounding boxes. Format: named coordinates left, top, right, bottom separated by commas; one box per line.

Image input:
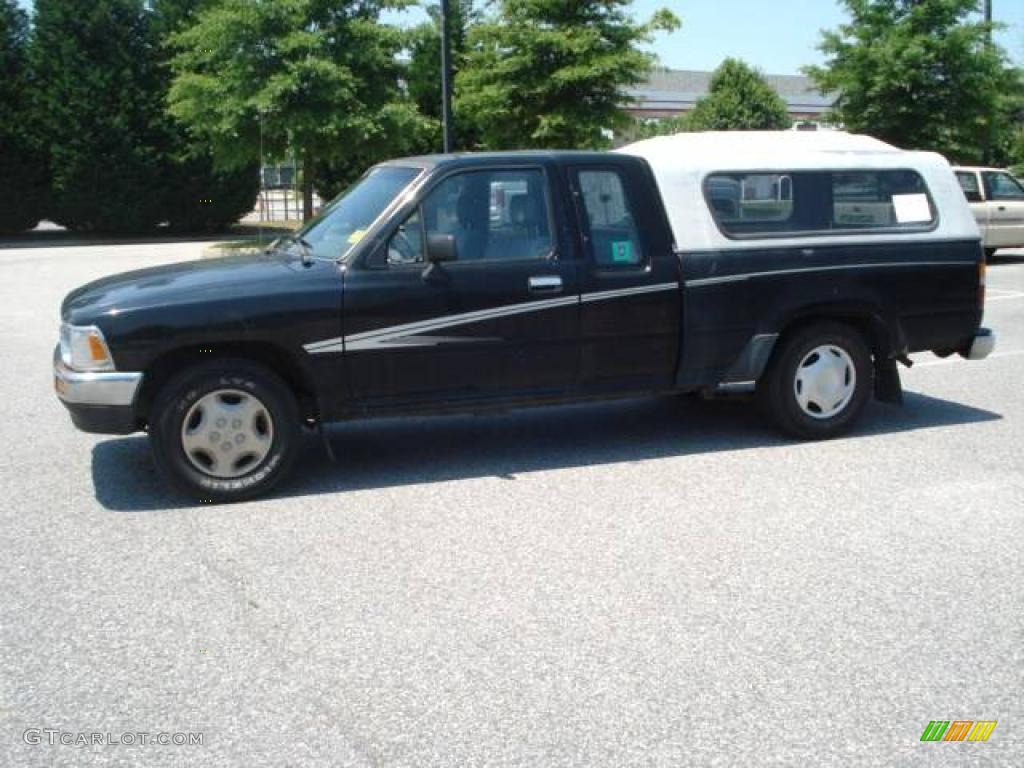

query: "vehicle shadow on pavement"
left=91, top=389, right=1001, bottom=512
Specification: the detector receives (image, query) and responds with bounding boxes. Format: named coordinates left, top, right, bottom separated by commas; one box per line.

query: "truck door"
left=342, top=164, right=580, bottom=405
left=568, top=162, right=681, bottom=393
left=981, top=170, right=1024, bottom=249
left=956, top=170, right=990, bottom=245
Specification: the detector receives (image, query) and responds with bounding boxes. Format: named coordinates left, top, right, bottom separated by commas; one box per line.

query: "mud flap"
left=874, top=357, right=903, bottom=405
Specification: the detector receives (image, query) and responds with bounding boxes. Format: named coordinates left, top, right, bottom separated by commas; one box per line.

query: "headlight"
left=59, top=323, right=115, bottom=372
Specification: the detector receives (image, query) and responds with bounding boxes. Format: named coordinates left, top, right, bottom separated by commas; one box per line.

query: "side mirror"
left=426, top=233, right=458, bottom=263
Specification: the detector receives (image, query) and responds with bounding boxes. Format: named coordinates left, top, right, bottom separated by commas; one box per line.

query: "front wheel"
left=149, top=360, right=300, bottom=502
left=757, top=322, right=872, bottom=439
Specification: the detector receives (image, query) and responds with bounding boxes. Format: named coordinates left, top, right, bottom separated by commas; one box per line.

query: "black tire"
left=149, top=359, right=300, bottom=502
left=756, top=322, right=872, bottom=439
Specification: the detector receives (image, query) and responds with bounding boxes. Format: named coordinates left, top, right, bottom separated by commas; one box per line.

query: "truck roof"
left=379, top=150, right=614, bottom=169
left=952, top=165, right=1015, bottom=174
left=617, top=130, right=939, bottom=172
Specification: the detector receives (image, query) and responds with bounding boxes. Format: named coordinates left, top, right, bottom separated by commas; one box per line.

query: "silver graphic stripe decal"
left=303, top=282, right=678, bottom=355
left=686, top=260, right=977, bottom=287
left=580, top=282, right=678, bottom=303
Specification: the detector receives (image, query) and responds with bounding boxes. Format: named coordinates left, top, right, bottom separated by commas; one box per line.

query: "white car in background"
left=954, top=166, right=1024, bottom=259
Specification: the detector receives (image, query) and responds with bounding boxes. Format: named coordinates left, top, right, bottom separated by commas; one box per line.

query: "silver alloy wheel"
left=180, top=389, right=274, bottom=478
left=793, top=344, right=857, bottom=420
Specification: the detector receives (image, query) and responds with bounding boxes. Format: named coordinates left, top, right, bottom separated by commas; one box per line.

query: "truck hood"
left=61, top=251, right=308, bottom=324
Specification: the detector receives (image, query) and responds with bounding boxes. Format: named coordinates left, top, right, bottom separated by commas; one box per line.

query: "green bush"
left=31, top=0, right=257, bottom=234
left=32, top=0, right=168, bottom=232
left=0, top=0, right=47, bottom=234
left=162, top=156, right=259, bottom=233
left=0, top=144, right=48, bottom=234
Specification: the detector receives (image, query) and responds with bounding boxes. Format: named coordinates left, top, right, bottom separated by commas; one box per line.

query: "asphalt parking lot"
left=1, top=240, right=1022, bottom=767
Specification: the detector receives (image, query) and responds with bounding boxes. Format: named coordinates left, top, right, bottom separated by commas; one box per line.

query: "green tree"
left=0, top=0, right=48, bottom=233
left=686, top=58, right=792, bottom=131
left=628, top=114, right=688, bottom=141
left=626, top=60, right=791, bottom=142
left=152, top=0, right=258, bottom=232
left=31, top=0, right=172, bottom=232
left=806, top=0, right=1021, bottom=164
left=1011, top=125, right=1024, bottom=176
left=399, top=0, right=481, bottom=153
left=456, top=0, right=679, bottom=150
left=29, top=0, right=256, bottom=233
left=169, top=0, right=430, bottom=219
left=406, top=0, right=476, bottom=123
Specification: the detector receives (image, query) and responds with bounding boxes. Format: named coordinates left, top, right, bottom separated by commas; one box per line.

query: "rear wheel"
left=757, top=322, right=872, bottom=439
left=149, top=360, right=300, bottom=502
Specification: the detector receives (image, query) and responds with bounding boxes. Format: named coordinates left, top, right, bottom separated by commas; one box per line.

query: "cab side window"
left=575, top=170, right=644, bottom=267
left=386, top=168, right=554, bottom=265
left=983, top=171, right=1024, bottom=201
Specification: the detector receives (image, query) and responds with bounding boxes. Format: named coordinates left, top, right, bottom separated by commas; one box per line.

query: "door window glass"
left=393, top=169, right=553, bottom=263
left=983, top=171, right=1024, bottom=201
left=956, top=172, right=983, bottom=203
left=387, top=210, right=424, bottom=265
left=576, top=170, right=644, bottom=267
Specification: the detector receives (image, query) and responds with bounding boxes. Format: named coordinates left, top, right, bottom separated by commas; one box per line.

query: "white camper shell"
left=619, top=131, right=981, bottom=252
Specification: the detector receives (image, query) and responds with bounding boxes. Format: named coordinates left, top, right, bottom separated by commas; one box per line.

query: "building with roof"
left=626, top=68, right=837, bottom=124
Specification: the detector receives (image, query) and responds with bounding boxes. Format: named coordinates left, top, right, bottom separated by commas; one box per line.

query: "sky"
left=14, top=1, right=1024, bottom=77
left=631, top=0, right=1024, bottom=75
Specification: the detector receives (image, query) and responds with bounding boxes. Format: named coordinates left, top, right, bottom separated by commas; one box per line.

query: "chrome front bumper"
left=53, top=350, right=143, bottom=407
left=962, top=327, right=995, bottom=361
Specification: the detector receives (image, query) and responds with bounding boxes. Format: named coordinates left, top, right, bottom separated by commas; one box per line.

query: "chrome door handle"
left=529, top=275, right=563, bottom=293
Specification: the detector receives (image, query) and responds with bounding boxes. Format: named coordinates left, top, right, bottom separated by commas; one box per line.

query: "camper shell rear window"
left=704, top=169, right=938, bottom=239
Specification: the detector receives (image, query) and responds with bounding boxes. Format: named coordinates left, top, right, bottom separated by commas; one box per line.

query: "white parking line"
left=987, top=289, right=1024, bottom=302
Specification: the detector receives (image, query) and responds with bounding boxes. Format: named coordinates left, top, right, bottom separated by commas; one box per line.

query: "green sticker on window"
left=611, top=240, right=634, bottom=264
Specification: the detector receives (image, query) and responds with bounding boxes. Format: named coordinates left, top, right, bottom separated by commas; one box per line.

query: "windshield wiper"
left=268, top=233, right=314, bottom=266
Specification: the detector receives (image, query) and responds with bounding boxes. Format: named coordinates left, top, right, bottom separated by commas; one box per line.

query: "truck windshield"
left=293, top=166, right=422, bottom=261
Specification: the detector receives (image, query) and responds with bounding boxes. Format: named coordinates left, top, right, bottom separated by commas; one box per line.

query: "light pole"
left=440, top=0, right=455, bottom=153
left=258, top=110, right=265, bottom=243
left=983, top=0, right=993, bottom=164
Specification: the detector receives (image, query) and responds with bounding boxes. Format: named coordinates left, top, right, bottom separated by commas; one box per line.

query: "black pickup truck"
left=55, top=132, right=994, bottom=501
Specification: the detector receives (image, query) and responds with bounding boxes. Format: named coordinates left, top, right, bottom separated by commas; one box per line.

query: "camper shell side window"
left=704, top=169, right=939, bottom=239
